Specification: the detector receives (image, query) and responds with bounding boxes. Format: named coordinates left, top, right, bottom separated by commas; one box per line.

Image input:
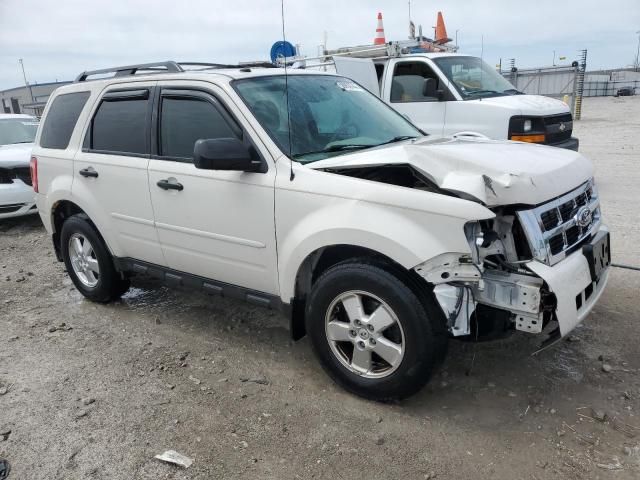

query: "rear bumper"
left=526, top=225, right=610, bottom=337
left=548, top=137, right=579, bottom=151
left=0, top=180, right=37, bottom=219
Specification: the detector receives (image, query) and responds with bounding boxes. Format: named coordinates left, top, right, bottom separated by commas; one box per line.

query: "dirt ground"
left=1, top=96, right=640, bottom=480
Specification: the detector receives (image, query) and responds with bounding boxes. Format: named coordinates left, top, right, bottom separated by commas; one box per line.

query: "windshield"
left=234, top=75, right=421, bottom=163
left=0, top=117, right=39, bottom=145
left=433, top=56, right=519, bottom=99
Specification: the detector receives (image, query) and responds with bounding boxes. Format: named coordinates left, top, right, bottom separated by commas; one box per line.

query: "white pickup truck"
left=33, top=62, right=607, bottom=401
left=332, top=53, right=578, bottom=150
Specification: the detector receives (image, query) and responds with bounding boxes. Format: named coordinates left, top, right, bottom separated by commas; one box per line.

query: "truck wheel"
left=60, top=214, right=130, bottom=303
left=306, top=261, right=447, bottom=401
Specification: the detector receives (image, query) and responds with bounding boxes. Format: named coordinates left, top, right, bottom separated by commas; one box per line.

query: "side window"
left=88, top=90, right=149, bottom=155
left=159, top=96, right=237, bottom=160
left=40, top=92, right=90, bottom=149
left=390, top=62, right=441, bottom=103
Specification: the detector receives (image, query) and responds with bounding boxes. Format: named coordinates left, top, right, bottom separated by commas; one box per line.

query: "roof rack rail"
left=177, top=62, right=239, bottom=70
left=75, top=60, right=279, bottom=82
left=75, top=61, right=183, bottom=82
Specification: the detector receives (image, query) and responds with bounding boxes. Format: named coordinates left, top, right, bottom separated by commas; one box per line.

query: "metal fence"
left=583, top=80, right=639, bottom=97
left=501, top=65, right=579, bottom=114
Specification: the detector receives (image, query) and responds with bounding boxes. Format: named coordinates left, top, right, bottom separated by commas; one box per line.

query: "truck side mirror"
left=193, top=138, right=264, bottom=173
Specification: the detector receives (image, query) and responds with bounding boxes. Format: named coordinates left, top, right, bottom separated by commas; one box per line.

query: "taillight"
left=30, top=156, right=38, bottom=193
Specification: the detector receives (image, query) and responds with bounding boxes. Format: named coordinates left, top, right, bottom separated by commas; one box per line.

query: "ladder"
left=274, top=38, right=459, bottom=69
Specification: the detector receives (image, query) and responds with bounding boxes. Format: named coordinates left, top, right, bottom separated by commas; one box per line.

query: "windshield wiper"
left=375, top=135, right=418, bottom=146
left=293, top=144, right=373, bottom=158
left=467, top=89, right=503, bottom=96
left=10, top=140, right=34, bottom=144
left=502, top=88, right=524, bottom=95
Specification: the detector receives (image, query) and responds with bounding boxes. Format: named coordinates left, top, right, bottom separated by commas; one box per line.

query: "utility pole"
left=18, top=59, right=35, bottom=104
left=455, top=29, right=460, bottom=48
left=635, top=30, right=640, bottom=72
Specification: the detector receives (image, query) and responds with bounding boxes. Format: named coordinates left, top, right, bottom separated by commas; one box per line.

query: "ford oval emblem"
left=576, top=206, right=592, bottom=227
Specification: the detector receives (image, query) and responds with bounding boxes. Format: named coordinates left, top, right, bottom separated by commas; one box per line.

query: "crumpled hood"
left=468, top=94, right=570, bottom=116
left=309, top=137, right=593, bottom=207
left=0, top=143, right=33, bottom=168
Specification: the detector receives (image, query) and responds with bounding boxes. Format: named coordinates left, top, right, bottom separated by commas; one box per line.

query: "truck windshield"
left=433, top=56, right=520, bottom=99
left=0, top=117, right=39, bottom=145
left=234, top=75, right=421, bottom=163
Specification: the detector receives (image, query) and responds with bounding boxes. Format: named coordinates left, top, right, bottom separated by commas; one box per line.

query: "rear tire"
left=60, top=215, right=130, bottom=303
left=306, top=261, right=447, bottom=401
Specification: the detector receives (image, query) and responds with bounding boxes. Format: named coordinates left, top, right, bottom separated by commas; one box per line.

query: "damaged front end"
left=414, top=178, right=610, bottom=346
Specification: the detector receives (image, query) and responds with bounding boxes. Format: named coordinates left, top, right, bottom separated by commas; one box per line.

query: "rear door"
left=73, top=82, right=165, bottom=265
left=147, top=81, right=279, bottom=295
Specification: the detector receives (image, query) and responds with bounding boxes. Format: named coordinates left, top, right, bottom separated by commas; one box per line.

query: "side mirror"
left=193, top=138, right=264, bottom=172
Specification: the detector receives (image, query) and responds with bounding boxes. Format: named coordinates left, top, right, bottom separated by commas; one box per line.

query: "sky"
left=0, top=0, right=639, bottom=90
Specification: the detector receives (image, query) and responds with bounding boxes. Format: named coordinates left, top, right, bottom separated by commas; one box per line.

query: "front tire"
left=306, top=261, right=447, bottom=401
left=60, top=215, right=129, bottom=303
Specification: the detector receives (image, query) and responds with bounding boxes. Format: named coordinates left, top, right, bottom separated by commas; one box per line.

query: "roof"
left=54, top=67, right=339, bottom=96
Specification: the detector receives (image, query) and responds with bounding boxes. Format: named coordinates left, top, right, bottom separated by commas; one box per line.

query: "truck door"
left=382, top=59, right=448, bottom=136
left=333, top=57, right=381, bottom=97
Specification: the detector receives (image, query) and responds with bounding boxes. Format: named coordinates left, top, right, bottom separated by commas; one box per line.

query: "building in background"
left=0, top=81, right=70, bottom=117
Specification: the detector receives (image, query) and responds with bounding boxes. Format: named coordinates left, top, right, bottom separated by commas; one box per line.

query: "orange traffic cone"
left=434, top=11, right=452, bottom=44
left=374, top=12, right=386, bottom=45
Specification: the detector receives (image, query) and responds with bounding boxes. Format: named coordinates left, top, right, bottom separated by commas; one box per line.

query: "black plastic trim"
left=75, top=61, right=183, bottom=82
left=102, top=89, right=150, bottom=101
left=548, top=136, right=579, bottom=151
left=112, top=257, right=285, bottom=311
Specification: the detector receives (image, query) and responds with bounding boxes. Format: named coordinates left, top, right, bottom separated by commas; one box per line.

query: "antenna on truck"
left=280, top=0, right=295, bottom=181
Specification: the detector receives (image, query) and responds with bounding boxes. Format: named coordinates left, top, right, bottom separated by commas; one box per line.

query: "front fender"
left=276, top=166, right=494, bottom=302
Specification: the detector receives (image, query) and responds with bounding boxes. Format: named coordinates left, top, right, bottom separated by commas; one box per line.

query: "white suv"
left=32, top=62, right=610, bottom=400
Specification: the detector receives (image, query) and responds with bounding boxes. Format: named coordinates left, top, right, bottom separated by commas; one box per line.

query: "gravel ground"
left=1, top=96, right=640, bottom=479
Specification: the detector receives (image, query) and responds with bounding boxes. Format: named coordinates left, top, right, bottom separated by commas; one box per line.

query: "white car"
left=0, top=114, right=39, bottom=219
left=32, top=62, right=609, bottom=400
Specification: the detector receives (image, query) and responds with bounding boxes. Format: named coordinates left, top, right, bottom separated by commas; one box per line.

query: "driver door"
left=382, top=59, right=449, bottom=135
left=147, top=81, right=279, bottom=295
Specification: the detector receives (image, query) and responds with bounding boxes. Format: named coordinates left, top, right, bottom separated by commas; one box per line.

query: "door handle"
left=157, top=179, right=184, bottom=191
left=79, top=167, right=98, bottom=178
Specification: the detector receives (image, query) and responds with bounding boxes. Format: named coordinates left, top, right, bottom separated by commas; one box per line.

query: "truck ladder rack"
left=272, top=39, right=458, bottom=69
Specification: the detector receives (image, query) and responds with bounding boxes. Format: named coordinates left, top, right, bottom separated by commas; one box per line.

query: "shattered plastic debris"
left=154, top=450, right=193, bottom=468
left=595, top=457, right=623, bottom=471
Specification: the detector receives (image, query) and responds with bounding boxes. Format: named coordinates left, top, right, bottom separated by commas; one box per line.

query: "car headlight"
left=509, top=116, right=546, bottom=143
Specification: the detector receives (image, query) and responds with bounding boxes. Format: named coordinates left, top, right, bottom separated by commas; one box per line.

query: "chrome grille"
left=517, top=179, right=601, bottom=266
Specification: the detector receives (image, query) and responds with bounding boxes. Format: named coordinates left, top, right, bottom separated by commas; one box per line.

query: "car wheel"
left=306, top=261, right=447, bottom=401
left=60, top=214, right=130, bottom=302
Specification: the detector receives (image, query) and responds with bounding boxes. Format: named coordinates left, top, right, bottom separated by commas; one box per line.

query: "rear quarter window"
left=40, top=92, right=91, bottom=149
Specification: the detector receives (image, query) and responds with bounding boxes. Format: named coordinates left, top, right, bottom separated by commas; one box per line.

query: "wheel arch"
left=288, top=243, right=439, bottom=340
left=51, top=199, right=115, bottom=261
